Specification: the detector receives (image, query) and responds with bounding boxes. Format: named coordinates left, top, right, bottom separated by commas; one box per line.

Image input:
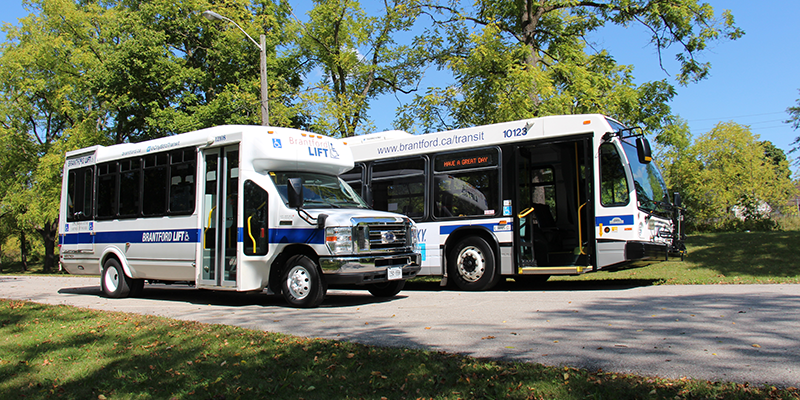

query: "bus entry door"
left=513, top=139, right=592, bottom=273
left=199, top=145, right=240, bottom=288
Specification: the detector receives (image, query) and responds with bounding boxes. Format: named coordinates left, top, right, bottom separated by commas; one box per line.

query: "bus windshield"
left=619, top=138, right=670, bottom=217
left=270, top=171, right=369, bottom=209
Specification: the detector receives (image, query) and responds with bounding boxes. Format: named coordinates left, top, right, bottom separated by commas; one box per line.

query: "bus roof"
left=345, top=114, right=616, bottom=161
left=64, top=125, right=355, bottom=176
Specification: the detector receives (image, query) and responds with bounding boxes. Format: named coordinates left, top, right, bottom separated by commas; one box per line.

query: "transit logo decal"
left=142, top=230, right=192, bottom=243
left=595, top=215, right=634, bottom=226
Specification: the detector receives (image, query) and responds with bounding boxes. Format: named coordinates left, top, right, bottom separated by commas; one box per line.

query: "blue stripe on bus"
left=595, top=215, right=634, bottom=226
left=61, top=227, right=325, bottom=245
left=439, top=222, right=513, bottom=235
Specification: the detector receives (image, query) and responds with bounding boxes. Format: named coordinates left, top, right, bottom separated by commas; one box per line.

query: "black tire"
left=130, top=279, right=145, bottom=297
left=281, top=255, right=326, bottom=308
left=448, top=236, right=500, bottom=291
left=367, top=280, right=405, bottom=298
left=101, top=258, right=132, bottom=298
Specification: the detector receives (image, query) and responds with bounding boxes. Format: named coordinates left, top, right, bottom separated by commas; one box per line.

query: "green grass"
left=1, top=299, right=797, bottom=400
left=551, top=231, right=800, bottom=285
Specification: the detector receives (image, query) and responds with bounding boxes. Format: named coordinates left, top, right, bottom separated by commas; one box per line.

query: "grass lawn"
left=552, top=231, right=800, bottom=285
left=2, top=231, right=799, bottom=399
left=1, top=299, right=797, bottom=400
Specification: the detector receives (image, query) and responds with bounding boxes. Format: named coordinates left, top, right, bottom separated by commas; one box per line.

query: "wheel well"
left=100, top=252, right=125, bottom=276
left=268, top=244, right=320, bottom=293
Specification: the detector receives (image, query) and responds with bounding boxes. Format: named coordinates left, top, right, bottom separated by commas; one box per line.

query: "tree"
left=297, top=0, right=425, bottom=137
left=396, top=0, right=742, bottom=134
left=788, top=89, right=800, bottom=154
left=0, top=0, right=305, bottom=271
left=679, top=122, right=796, bottom=231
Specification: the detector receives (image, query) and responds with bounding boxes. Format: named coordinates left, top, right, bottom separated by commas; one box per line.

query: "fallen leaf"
left=752, top=344, right=761, bottom=348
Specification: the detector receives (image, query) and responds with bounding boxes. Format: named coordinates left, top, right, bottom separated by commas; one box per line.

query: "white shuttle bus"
left=342, top=114, right=685, bottom=290
left=59, top=125, right=420, bottom=307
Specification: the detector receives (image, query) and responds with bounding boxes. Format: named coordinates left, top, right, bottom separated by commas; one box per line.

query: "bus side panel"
left=96, top=217, right=197, bottom=281
left=413, top=221, right=442, bottom=275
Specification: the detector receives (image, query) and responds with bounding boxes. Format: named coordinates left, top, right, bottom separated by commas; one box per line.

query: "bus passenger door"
left=513, top=139, right=592, bottom=273
left=199, top=145, right=239, bottom=288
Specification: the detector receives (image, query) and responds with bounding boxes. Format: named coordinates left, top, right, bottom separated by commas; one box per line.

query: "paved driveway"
left=2, top=276, right=798, bottom=387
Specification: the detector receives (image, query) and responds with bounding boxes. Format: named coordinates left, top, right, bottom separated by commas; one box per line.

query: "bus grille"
left=353, top=218, right=412, bottom=253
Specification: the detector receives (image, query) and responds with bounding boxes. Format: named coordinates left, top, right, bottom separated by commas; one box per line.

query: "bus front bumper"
left=319, top=253, right=421, bottom=285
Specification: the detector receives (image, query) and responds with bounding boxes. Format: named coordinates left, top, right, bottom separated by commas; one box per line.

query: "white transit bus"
left=342, top=114, right=685, bottom=290
left=59, top=125, right=420, bottom=307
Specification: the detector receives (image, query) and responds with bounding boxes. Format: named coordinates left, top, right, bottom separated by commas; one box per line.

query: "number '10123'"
left=503, top=127, right=527, bottom=138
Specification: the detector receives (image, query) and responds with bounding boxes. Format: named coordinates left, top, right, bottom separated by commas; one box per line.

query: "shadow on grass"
left=686, top=231, right=800, bottom=278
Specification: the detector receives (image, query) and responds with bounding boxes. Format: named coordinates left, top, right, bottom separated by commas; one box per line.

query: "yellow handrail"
left=247, top=215, right=257, bottom=252
left=518, top=206, right=535, bottom=219
left=203, top=206, right=216, bottom=249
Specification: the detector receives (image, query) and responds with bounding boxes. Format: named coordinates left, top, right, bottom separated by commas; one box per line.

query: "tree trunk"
left=37, top=220, right=57, bottom=273
left=19, top=230, right=28, bottom=272
left=0, top=242, right=3, bottom=273
left=521, top=0, right=548, bottom=110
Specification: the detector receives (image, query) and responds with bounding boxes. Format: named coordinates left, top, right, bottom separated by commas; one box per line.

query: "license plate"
left=387, top=266, right=402, bottom=281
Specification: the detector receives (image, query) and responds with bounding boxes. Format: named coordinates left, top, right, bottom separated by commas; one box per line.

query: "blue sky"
left=3, top=1, right=799, bottom=159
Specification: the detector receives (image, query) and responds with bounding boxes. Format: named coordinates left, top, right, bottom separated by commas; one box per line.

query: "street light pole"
left=202, top=10, right=269, bottom=126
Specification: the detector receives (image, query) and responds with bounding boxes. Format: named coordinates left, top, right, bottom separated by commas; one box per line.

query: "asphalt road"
left=2, top=276, right=798, bottom=388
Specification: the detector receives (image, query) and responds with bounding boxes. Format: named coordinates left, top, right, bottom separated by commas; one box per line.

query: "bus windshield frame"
left=270, top=171, right=369, bottom=209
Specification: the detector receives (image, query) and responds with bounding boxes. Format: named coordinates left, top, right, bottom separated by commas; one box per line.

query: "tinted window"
left=66, top=166, right=94, bottom=222
left=599, top=143, right=629, bottom=207
left=371, top=158, right=425, bottom=218
left=434, top=149, right=499, bottom=218
left=244, top=180, right=269, bottom=256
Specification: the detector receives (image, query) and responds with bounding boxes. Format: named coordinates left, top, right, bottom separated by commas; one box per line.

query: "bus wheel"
left=101, top=258, right=132, bottom=298
left=449, top=237, right=500, bottom=291
left=367, top=280, right=405, bottom=298
left=281, top=255, right=326, bottom=308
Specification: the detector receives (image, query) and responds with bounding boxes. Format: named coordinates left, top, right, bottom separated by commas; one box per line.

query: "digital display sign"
left=435, top=149, right=497, bottom=171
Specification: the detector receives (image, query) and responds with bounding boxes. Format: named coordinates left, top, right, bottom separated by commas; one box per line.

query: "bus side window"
left=96, top=162, right=118, bottom=219
left=169, top=149, right=197, bottom=214
left=599, top=143, right=630, bottom=207
left=433, top=148, right=499, bottom=218
left=244, top=180, right=269, bottom=256
left=143, top=153, right=168, bottom=216
left=371, top=158, right=425, bottom=218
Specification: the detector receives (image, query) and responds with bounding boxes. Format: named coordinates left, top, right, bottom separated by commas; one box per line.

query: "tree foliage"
left=396, top=0, right=742, bottom=134
left=788, top=89, right=800, bottom=154
left=664, top=122, right=797, bottom=231
left=297, top=0, right=425, bottom=137
left=0, top=0, right=302, bottom=270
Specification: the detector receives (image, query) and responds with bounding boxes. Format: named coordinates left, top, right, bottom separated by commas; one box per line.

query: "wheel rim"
left=286, top=266, right=311, bottom=300
left=104, top=267, right=120, bottom=292
left=456, top=246, right=485, bottom=283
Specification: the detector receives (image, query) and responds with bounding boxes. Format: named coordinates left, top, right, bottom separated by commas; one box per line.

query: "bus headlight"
left=408, top=224, right=418, bottom=248
left=326, top=227, right=354, bottom=254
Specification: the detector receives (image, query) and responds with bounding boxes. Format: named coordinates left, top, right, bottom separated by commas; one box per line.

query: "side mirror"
left=636, top=137, right=652, bottom=164
left=287, top=178, right=303, bottom=209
